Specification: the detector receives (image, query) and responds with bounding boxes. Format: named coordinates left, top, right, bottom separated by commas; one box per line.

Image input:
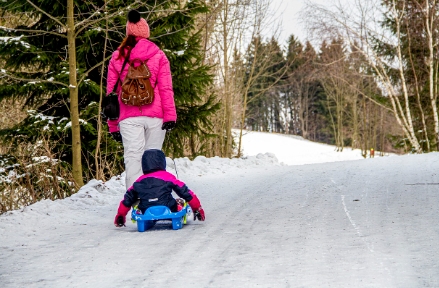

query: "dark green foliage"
left=244, top=36, right=287, bottom=132
left=0, top=0, right=219, bottom=182
left=153, top=2, right=220, bottom=157
left=164, top=96, right=220, bottom=157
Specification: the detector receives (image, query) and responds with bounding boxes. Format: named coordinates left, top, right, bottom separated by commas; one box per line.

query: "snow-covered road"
left=0, top=153, right=438, bottom=287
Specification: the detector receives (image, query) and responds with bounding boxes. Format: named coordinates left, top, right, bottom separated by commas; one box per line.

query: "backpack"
left=121, top=59, right=155, bottom=106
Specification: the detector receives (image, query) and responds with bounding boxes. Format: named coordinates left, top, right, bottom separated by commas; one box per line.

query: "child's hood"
left=142, top=149, right=166, bottom=173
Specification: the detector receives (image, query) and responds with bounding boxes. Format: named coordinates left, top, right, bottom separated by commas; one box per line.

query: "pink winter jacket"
left=106, top=38, right=177, bottom=133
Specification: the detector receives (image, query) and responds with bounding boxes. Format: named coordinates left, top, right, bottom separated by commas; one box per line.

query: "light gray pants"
left=119, top=116, right=166, bottom=189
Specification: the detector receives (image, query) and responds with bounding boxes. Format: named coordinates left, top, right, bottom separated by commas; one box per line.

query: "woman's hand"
left=161, top=121, right=176, bottom=131
left=110, top=132, right=123, bottom=143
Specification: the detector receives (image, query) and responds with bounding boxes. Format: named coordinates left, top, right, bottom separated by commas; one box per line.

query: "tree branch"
left=26, top=0, right=66, bottom=29
left=1, top=27, right=66, bottom=38
left=77, top=54, right=112, bottom=86
left=1, top=71, right=69, bottom=87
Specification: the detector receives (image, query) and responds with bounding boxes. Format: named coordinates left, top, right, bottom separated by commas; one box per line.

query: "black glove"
left=115, top=215, right=125, bottom=227
left=161, top=121, right=176, bottom=131
left=193, top=207, right=205, bottom=221
left=111, top=132, right=123, bottom=143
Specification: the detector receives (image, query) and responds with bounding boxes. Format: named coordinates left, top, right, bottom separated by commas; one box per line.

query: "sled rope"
left=172, top=158, right=179, bottom=178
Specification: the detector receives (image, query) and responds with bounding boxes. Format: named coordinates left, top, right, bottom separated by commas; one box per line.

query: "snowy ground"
left=0, top=131, right=438, bottom=287
left=237, top=129, right=367, bottom=165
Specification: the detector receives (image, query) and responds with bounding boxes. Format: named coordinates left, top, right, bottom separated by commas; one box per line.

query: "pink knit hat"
left=126, top=10, right=150, bottom=39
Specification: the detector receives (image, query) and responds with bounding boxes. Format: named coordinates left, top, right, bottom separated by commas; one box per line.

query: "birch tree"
left=303, top=0, right=439, bottom=152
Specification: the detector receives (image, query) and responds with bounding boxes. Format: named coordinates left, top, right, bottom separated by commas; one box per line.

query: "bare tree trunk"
left=380, top=108, right=385, bottom=156
left=209, top=0, right=248, bottom=158
left=373, top=103, right=378, bottom=152
left=223, top=0, right=233, bottom=157
left=67, top=0, right=83, bottom=187
left=95, top=0, right=109, bottom=180
left=363, top=96, right=368, bottom=158
left=407, top=24, right=430, bottom=151
left=304, top=88, right=310, bottom=139
left=326, top=96, right=338, bottom=149
left=424, top=0, right=439, bottom=150
left=298, top=80, right=305, bottom=137
left=337, top=84, right=344, bottom=151
left=352, top=93, right=359, bottom=149
left=321, top=76, right=346, bottom=151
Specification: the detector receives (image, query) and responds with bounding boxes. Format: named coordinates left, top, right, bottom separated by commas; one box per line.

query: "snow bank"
left=236, top=129, right=390, bottom=165
left=167, top=152, right=282, bottom=176
left=0, top=153, right=281, bottom=220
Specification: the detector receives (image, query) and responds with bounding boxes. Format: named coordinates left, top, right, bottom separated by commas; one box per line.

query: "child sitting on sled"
left=114, top=149, right=205, bottom=227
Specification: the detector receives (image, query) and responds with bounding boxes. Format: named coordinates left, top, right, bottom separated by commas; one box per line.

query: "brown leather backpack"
left=121, top=59, right=155, bottom=106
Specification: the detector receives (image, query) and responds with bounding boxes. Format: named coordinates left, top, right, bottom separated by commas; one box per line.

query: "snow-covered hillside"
left=237, top=129, right=369, bottom=165
left=0, top=131, right=438, bottom=287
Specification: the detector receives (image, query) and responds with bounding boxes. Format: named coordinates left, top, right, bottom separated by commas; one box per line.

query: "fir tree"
left=243, top=36, right=287, bottom=132
left=151, top=1, right=220, bottom=158
left=0, top=0, right=219, bottom=184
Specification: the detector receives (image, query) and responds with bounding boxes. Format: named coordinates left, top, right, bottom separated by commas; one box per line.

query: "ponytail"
left=117, top=35, right=138, bottom=60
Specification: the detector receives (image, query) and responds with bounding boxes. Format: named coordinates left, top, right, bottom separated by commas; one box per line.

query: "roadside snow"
left=236, top=129, right=376, bottom=165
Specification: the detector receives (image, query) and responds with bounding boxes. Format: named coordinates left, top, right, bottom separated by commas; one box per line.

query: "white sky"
left=1, top=130, right=438, bottom=287
left=271, top=0, right=353, bottom=45
left=271, top=0, right=348, bottom=46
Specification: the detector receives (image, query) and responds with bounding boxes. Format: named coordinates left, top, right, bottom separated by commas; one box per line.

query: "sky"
left=1, top=130, right=438, bottom=287
left=271, top=0, right=348, bottom=46
left=270, top=0, right=323, bottom=45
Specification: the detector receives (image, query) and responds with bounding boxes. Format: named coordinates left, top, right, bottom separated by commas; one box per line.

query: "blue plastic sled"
left=131, top=205, right=189, bottom=232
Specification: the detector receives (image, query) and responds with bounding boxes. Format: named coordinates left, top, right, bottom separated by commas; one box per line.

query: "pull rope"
left=172, top=158, right=179, bottom=178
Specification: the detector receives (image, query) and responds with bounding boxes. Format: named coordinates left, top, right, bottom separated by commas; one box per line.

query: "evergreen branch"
left=74, top=8, right=124, bottom=37
left=0, top=71, right=68, bottom=87
left=25, top=0, right=66, bottom=29
left=2, top=27, right=66, bottom=38
left=77, top=54, right=112, bottom=87
left=74, top=0, right=147, bottom=31
left=74, top=2, right=108, bottom=29
left=74, top=1, right=147, bottom=37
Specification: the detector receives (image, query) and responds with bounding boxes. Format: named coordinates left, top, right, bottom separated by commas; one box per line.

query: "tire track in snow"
left=330, top=177, right=375, bottom=253
left=340, top=194, right=374, bottom=253
left=333, top=179, right=393, bottom=285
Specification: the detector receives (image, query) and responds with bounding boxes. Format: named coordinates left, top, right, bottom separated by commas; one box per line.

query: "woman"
left=106, top=10, right=176, bottom=189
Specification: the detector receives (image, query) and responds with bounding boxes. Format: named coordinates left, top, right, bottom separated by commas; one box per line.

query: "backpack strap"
left=111, top=49, right=132, bottom=93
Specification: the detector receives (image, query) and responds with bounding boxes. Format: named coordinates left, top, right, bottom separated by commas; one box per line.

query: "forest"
left=1, top=0, right=438, bottom=212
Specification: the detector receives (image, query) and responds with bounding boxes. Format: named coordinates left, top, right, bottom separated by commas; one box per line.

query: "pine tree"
left=151, top=1, right=220, bottom=158
left=243, top=36, right=287, bottom=132
left=284, top=36, right=325, bottom=140
left=0, top=0, right=219, bottom=184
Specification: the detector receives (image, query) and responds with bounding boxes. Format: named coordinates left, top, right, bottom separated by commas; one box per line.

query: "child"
left=114, top=149, right=205, bottom=227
